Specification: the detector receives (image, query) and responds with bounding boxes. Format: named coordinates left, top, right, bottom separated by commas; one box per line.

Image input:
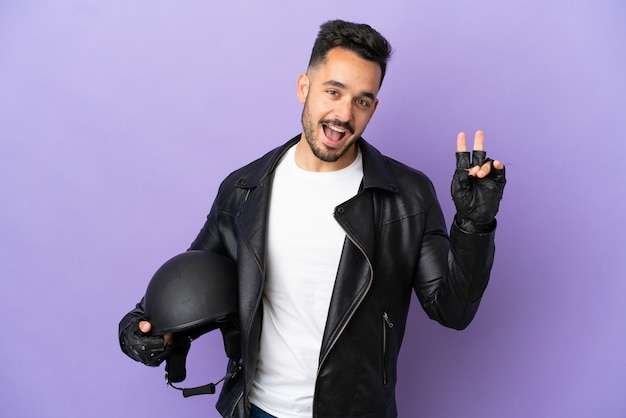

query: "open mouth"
left=323, top=123, right=347, bottom=143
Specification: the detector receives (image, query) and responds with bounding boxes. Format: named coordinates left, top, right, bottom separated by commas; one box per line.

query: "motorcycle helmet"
left=143, top=250, right=241, bottom=396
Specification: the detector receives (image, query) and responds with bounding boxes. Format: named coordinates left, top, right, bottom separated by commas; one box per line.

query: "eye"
left=327, top=89, right=338, bottom=96
left=356, top=99, right=371, bottom=108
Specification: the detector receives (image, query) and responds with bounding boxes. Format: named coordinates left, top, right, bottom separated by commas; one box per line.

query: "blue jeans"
left=250, top=404, right=277, bottom=418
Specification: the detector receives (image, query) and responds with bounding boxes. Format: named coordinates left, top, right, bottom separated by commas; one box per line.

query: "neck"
left=294, top=138, right=358, bottom=172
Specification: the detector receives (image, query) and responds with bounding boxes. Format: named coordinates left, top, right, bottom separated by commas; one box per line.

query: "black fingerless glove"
left=119, top=316, right=173, bottom=367
left=451, top=150, right=506, bottom=233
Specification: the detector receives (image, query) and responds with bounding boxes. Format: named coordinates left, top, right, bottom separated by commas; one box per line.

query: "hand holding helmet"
left=118, top=250, right=241, bottom=396
left=119, top=316, right=173, bottom=367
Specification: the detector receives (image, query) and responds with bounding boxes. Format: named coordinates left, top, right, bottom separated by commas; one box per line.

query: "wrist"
left=454, top=215, right=496, bottom=234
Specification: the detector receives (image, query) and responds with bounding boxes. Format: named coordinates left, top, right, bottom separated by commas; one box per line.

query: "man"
left=119, top=19, right=505, bottom=418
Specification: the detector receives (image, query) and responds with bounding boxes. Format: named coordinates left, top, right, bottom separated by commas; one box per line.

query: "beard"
left=301, top=101, right=358, bottom=163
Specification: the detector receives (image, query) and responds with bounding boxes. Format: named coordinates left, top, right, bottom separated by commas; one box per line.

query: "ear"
left=296, top=73, right=309, bottom=104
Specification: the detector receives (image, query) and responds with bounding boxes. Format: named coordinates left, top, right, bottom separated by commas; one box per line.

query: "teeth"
left=327, top=125, right=346, bottom=133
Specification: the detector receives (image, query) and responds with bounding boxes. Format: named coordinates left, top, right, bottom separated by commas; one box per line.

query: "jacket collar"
left=237, top=134, right=400, bottom=193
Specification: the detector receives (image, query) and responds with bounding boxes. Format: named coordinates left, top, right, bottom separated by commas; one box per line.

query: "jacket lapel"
left=319, top=138, right=399, bottom=360
left=234, top=135, right=301, bottom=288
left=320, top=191, right=377, bottom=359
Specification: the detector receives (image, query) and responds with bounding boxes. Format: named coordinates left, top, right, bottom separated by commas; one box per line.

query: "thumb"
left=139, top=320, right=152, bottom=333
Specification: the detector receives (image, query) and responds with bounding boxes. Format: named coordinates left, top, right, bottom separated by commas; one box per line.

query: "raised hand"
left=451, top=130, right=506, bottom=231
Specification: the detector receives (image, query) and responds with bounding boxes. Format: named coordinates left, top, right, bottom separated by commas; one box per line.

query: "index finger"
left=473, top=130, right=484, bottom=151
left=456, top=132, right=467, bottom=152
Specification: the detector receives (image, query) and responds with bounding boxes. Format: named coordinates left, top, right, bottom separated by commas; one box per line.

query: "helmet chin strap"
left=166, top=363, right=242, bottom=397
left=162, top=323, right=242, bottom=397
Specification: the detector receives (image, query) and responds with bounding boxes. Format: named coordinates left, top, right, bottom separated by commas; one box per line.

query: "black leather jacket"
left=188, top=135, right=496, bottom=417
left=121, top=135, right=496, bottom=417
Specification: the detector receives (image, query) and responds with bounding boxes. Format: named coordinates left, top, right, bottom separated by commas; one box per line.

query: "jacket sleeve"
left=188, top=175, right=241, bottom=257
left=414, top=195, right=496, bottom=330
left=118, top=179, right=231, bottom=350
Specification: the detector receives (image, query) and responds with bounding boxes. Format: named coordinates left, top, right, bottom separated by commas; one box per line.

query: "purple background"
left=1, top=1, right=625, bottom=417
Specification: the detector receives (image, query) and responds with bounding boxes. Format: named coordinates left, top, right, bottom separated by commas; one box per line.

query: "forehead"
left=309, top=47, right=382, bottom=95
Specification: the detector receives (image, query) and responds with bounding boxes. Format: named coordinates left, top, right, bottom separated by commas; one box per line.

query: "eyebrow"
left=323, top=80, right=376, bottom=101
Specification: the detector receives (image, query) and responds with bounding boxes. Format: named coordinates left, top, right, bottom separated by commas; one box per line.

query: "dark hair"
left=308, top=20, right=393, bottom=86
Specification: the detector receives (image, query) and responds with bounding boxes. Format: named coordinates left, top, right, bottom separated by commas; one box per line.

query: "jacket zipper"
left=313, top=232, right=374, bottom=416
left=225, top=364, right=244, bottom=417
left=234, top=182, right=268, bottom=417
left=228, top=389, right=244, bottom=417
left=382, top=311, right=393, bottom=385
left=235, top=258, right=264, bottom=418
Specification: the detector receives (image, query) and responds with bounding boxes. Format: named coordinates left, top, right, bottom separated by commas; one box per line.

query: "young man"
left=119, top=19, right=506, bottom=418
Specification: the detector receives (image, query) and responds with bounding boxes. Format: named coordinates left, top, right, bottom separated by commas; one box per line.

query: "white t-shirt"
left=248, top=145, right=363, bottom=418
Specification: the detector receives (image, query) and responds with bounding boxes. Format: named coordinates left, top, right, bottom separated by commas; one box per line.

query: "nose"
left=333, top=98, right=353, bottom=123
